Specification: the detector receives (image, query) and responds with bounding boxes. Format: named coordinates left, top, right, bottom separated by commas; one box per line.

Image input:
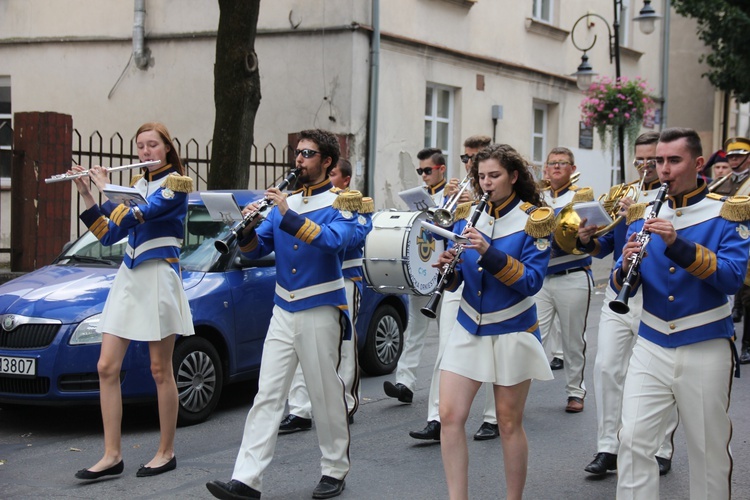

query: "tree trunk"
left=208, top=0, right=262, bottom=189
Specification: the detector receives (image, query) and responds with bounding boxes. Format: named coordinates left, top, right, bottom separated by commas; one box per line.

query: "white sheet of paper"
left=420, top=221, right=470, bottom=245
left=574, top=201, right=614, bottom=227
left=398, top=186, right=436, bottom=211
left=200, top=192, right=244, bottom=223
left=102, top=184, right=148, bottom=206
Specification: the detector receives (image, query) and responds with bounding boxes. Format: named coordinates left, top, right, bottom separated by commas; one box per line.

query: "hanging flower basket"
left=580, top=76, right=656, bottom=154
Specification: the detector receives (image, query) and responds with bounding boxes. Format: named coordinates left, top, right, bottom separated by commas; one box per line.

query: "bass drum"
left=363, top=210, right=444, bottom=296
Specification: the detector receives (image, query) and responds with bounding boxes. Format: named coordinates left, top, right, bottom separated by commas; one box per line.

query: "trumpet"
left=609, top=182, right=669, bottom=314
left=538, top=171, right=581, bottom=190
left=421, top=192, right=490, bottom=319
left=44, top=160, right=162, bottom=184
left=432, top=173, right=472, bottom=227
left=214, top=167, right=301, bottom=254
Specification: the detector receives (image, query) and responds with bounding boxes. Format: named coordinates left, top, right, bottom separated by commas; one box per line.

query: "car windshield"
left=59, top=205, right=235, bottom=272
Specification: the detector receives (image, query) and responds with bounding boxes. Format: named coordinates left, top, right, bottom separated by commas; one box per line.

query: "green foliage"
left=672, top=0, right=750, bottom=102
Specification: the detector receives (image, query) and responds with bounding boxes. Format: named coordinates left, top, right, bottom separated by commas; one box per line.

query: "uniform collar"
left=488, top=191, right=519, bottom=219
left=294, top=178, right=333, bottom=197
left=426, top=179, right=447, bottom=195
left=668, top=180, right=706, bottom=208
left=549, top=180, right=573, bottom=198
left=643, top=178, right=661, bottom=191
left=144, top=163, right=176, bottom=182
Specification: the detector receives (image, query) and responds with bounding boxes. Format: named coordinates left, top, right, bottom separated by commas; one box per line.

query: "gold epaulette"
left=333, top=189, right=363, bottom=211
left=707, top=193, right=750, bottom=222
left=626, top=202, right=648, bottom=224
left=453, top=201, right=473, bottom=221
left=571, top=186, right=594, bottom=203
left=330, top=187, right=343, bottom=194
left=130, top=174, right=144, bottom=187
left=519, top=203, right=556, bottom=238
left=161, top=173, right=194, bottom=193
left=360, top=197, right=375, bottom=214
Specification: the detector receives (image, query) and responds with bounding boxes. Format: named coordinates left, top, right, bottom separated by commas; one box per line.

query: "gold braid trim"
left=333, top=190, right=363, bottom=211
left=360, top=197, right=375, bottom=214
left=719, top=195, right=750, bottom=222
left=626, top=203, right=648, bottom=225
left=453, top=201, right=473, bottom=222
left=162, top=173, right=194, bottom=193
left=130, top=174, right=144, bottom=187
left=571, top=186, right=594, bottom=203
left=524, top=206, right=556, bottom=238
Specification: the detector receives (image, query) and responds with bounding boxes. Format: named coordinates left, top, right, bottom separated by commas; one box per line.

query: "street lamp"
left=570, top=0, right=661, bottom=183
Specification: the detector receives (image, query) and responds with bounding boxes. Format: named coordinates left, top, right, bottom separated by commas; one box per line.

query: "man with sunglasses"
left=576, top=132, right=677, bottom=477
left=207, top=130, right=359, bottom=500
left=383, top=148, right=449, bottom=410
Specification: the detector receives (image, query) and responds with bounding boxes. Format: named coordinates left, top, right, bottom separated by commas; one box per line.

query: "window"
left=532, top=0, right=552, bottom=23
left=0, top=77, right=10, bottom=179
left=531, top=103, right=548, bottom=170
left=736, top=102, right=750, bottom=138
left=424, top=84, right=454, bottom=166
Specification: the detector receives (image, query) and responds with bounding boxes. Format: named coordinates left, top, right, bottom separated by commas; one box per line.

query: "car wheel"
left=359, top=303, right=404, bottom=376
left=172, top=336, right=224, bottom=426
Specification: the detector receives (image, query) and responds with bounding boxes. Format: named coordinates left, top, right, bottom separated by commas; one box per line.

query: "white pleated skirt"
left=98, top=260, right=195, bottom=341
left=440, top=322, right=553, bottom=386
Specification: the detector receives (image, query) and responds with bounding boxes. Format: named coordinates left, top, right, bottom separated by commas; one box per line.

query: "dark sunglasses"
left=416, top=167, right=434, bottom=175
left=460, top=154, right=474, bottom=164
left=294, top=148, right=321, bottom=159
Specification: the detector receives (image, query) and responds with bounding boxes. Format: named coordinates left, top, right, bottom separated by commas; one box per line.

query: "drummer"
left=383, top=148, right=452, bottom=413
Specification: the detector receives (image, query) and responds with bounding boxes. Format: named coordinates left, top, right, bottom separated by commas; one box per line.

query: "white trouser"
left=395, top=294, right=434, bottom=392
left=423, top=286, right=498, bottom=424
left=617, top=337, right=733, bottom=500
left=288, top=280, right=360, bottom=417
left=594, top=286, right=677, bottom=457
left=548, top=315, right=564, bottom=360
left=232, top=306, right=350, bottom=491
left=536, top=270, right=591, bottom=400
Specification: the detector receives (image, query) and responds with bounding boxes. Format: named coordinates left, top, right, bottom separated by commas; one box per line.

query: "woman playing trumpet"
left=436, top=144, right=555, bottom=500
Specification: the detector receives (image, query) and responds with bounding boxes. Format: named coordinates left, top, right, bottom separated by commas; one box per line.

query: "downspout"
left=133, top=0, right=151, bottom=70
left=366, top=0, right=380, bottom=197
left=659, top=0, right=670, bottom=129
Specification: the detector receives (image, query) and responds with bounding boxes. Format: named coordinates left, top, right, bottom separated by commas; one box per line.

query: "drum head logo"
left=416, top=228, right=436, bottom=262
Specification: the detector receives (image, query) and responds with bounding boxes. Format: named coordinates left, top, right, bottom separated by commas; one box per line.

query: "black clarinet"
left=609, top=182, right=669, bottom=314
left=214, top=168, right=301, bottom=254
left=421, top=193, right=490, bottom=319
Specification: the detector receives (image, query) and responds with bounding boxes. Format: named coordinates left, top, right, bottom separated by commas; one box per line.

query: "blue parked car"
left=0, top=191, right=406, bottom=425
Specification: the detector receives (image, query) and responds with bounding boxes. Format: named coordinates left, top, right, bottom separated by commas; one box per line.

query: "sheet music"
left=102, top=184, right=148, bottom=206
left=200, top=192, right=244, bottom=224
left=420, top=221, right=470, bottom=245
left=574, top=201, right=614, bottom=227
left=398, top=185, right=437, bottom=212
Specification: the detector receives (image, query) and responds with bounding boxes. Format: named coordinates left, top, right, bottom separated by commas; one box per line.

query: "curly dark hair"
left=472, top=144, right=544, bottom=207
left=298, top=129, right=340, bottom=169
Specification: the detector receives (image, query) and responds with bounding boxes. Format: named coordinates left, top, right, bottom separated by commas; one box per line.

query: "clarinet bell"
left=421, top=292, right=441, bottom=319
left=608, top=283, right=632, bottom=314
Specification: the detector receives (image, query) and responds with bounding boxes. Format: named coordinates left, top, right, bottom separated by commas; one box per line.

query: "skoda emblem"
left=2, top=315, right=16, bottom=331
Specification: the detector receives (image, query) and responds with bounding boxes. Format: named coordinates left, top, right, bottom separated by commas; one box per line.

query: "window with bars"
left=424, top=84, right=454, bottom=166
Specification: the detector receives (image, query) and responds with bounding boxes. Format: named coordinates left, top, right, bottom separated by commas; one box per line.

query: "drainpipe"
left=366, top=0, right=380, bottom=197
left=133, top=0, right=151, bottom=70
left=659, top=0, right=670, bottom=129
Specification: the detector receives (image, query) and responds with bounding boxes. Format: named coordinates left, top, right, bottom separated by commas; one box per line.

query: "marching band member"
left=614, top=128, right=750, bottom=499
left=536, top=147, right=594, bottom=413
left=207, top=129, right=359, bottom=500
left=437, top=144, right=554, bottom=500
left=577, top=132, right=677, bottom=476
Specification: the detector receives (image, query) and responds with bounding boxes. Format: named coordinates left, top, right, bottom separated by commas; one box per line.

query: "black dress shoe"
left=383, top=381, right=413, bottom=403
left=732, top=308, right=743, bottom=323
left=740, top=347, right=750, bottom=365
left=278, top=414, right=312, bottom=434
left=473, top=422, right=500, bottom=441
left=75, top=460, right=124, bottom=480
left=312, top=475, right=346, bottom=499
left=550, top=357, right=564, bottom=370
left=656, top=456, right=672, bottom=476
left=136, top=456, right=176, bottom=477
left=409, top=420, right=441, bottom=440
left=584, top=452, right=617, bottom=475
left=206, top=479, right=261, bottom=499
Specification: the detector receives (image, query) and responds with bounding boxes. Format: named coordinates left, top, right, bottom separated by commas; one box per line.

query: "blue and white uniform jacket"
left=611, top=183, right=750, bottom=348
left=445, top=193, right=553, bottom=340
left=80, top=164, right=192, bottom=275
left=427, top=179, right=448, bottom=207
left=342, top=200, right=373, bottom=295
left=543, top=181, right=593, bottom=275
left=238, top=179, right=358, bottom=338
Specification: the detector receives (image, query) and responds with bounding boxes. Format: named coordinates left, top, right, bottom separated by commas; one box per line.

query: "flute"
left=44, top=160, right=162, bottom=184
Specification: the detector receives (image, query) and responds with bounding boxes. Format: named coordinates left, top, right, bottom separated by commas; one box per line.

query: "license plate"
left=0, top=356, right=36, bottom=376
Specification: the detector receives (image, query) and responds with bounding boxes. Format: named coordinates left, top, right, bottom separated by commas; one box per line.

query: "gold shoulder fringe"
left=626, top=202, right=648, bottom=224
left=129, top=174, right=144, bottom=187
left=360, top=197, right=375, bottom=214
left=330, top=186, right=343, bottom=194
left=719, top=195, right=750, bottom=222
left=453, top=201, right=473, bottom=221
left=524, top=206, right=556, bottom=238
left=162, top=173, right=194, bottom=193
left=333, top=189, right=363, bottom=212
left=571, top=186, right=594, bottom=203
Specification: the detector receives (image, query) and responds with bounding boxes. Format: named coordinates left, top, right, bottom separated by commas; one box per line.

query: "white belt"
left=276, top=277, right=346, bottom=302
left=459, top=296, right=535, bottom=326
left=126, top=236, right=182, bottom=260
left=342, top=258, right=363, bottom=270
left=641, top=303, right=731, bottom=335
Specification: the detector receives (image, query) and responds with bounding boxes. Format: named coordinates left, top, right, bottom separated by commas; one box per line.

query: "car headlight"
left=69, top=314, right=102, bottom=345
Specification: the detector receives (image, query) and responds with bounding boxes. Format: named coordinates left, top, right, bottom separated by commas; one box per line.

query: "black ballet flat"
left=136, top=456, right=176, bottom=477
left=74, top=460, right=124, bottom=480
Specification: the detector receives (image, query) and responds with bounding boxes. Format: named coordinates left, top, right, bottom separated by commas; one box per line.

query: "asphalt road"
left=2, top=264, right=750, bottom=499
